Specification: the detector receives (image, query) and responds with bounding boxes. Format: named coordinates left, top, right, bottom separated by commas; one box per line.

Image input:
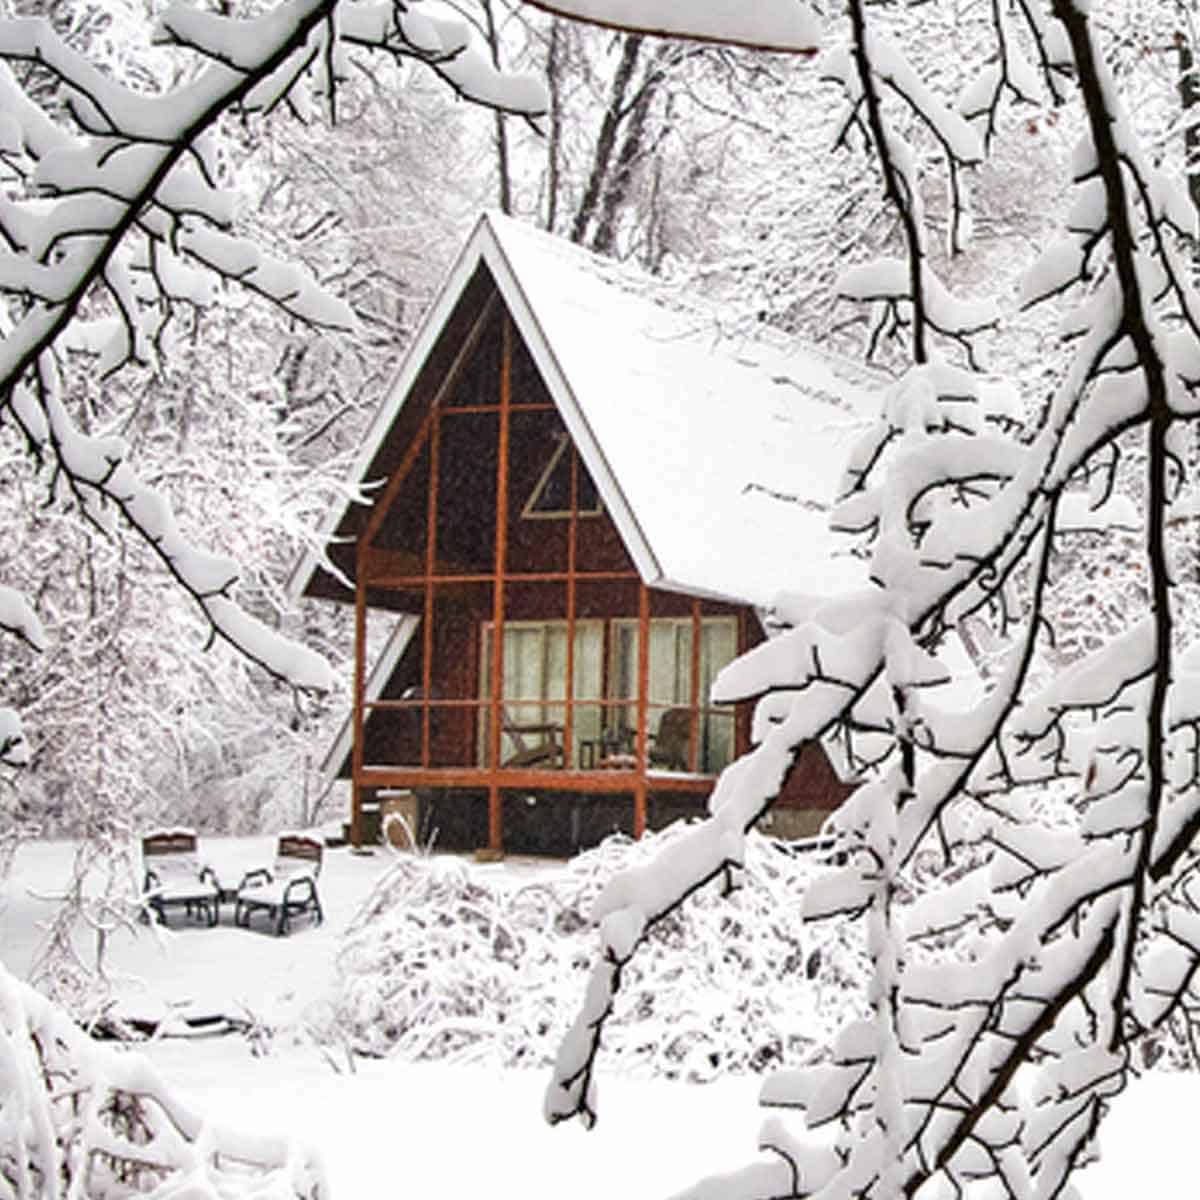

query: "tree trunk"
left=570, top=33, right=643, bottom=244
left=481, top=0, right=513, bottom=214
left=544, top=18, right=564, bottom=230
left=590, top=48, right=665, bottom=256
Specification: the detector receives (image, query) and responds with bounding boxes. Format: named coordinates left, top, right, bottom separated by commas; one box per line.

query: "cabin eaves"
left=288, top=210, right=878, bottom=612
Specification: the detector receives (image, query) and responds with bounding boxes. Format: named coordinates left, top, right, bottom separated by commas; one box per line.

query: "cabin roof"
left=289, top=211, right=879, bottom=611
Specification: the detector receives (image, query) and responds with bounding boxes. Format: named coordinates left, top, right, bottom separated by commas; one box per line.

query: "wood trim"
left=441, top=402, right=555, bottom=415
left=365, top=698, right=488, bottom=712
left=519, top=433, right=604, bottom=521
left=487, top=315, right=514, bottom=853
left=689, top=599, right=701, bottom=773
left=361, top=293, right=499, bottom=549
left=357, top=765, right=716, bottom=793
left=564, top=444, right=578, bottom=768
left=360, top=568, right=641, bottom=588
left=735, top=610, right=751, bottom=759
left=351, top=541, right=367, bottom=847
left=421, top=408, right=440, bottom=767
left=634, top=582, right=649, bottom=837
left=360, top=409, right=434, bottom=549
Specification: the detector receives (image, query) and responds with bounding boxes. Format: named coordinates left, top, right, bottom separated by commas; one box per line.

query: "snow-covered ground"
left=0, top=837, right=1192, bottom=1199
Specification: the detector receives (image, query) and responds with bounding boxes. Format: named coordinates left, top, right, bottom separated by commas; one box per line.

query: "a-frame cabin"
left=290, top=212, right=876, bottom=854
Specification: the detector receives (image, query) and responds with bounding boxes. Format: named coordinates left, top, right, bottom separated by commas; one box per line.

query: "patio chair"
left=500, top=715, right=564, bottom=769
left=648, top=708, right=692, bottom=772
left=141, top=829, right=220, bottom=927
left=233, top=833, right=324, bottom=936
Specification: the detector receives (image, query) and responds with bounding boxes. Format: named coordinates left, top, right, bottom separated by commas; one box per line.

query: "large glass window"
left=480, top=620, right=603, bottom=766
left=610, top=617, right=737, bottom=774
left=479, top=615, right=738, bottom=775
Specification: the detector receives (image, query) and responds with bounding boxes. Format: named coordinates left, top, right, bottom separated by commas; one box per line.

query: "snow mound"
left=329, top=825, right=867, bottom=1080
left=0, top=960, right=324, bottom=1200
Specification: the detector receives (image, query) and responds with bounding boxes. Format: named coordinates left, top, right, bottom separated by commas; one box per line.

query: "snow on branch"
left=0, top=584, right=45, bottom=651
left=0, top=961, right=325, bottom=1200
left=0, top=0, right=546, bottom=693
left=518, top=0, right=821, bottom=55
left=0, top=706, right=29, bottom=766
left=334, top=829, right=863, bottom=1078
left=547, top=2, right=1200, bottom=1198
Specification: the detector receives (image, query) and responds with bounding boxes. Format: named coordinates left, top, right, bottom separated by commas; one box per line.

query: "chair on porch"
left=500, top=715, right=565, bottom=768
left=649, top=707, right=692, bottom=772
left=233, top=834, right=324, bottom=936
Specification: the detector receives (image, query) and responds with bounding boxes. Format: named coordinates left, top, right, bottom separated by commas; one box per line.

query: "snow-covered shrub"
left=328, top=824, right=867, bottom=1079
left=0, top=961, right=325, bottom=1200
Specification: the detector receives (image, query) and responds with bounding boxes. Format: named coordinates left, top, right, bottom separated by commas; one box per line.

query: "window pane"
left=504, top=627, right=544, bottom=700
left=545, top=627, right=568, bottom=701
left=699, top=619, right=736, bottom=701
left=481, top=619, right=603, bottom=767
left=573, top=624, right=603, bottom=701
left=645, top=621, right=691, bottom=706
left=700, top=619, right=738, bottom=773
left=702, top=712, right=735, bottom=773
left=612, top=622, right=636, bottom=700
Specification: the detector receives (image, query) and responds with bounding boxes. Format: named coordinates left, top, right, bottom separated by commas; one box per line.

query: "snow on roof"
left=289, top=211, right=880, bottom=610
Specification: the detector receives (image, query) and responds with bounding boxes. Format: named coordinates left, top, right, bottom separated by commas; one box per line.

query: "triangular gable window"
left=522, top=434, right=603, bottom=519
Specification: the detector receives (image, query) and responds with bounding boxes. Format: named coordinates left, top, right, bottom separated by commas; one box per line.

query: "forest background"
left=0, top=0, right=911, bottom=841
left=7, top=0, right=1185, bottom=857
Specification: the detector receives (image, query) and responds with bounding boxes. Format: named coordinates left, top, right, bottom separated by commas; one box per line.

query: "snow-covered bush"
left=0, top=961, right=324, bottom=1200
left=329, top=825, right=867, bottom=1079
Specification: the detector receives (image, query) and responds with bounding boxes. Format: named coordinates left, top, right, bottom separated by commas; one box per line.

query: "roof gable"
left=289, top=211, right=878, bottom=609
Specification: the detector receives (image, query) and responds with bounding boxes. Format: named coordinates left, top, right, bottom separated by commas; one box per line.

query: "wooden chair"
left=233, top=834, right=324, bottom=936
left=649, top=708, right=692, bottom=772
left=500, top=716, right=564, bottom=768
left=141, top=829, right=220, bottom=927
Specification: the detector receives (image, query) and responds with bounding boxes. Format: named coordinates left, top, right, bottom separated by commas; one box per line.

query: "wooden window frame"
left=520, top=433, right=604, bottom=521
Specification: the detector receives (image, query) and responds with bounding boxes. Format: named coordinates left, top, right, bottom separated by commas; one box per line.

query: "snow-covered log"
left=0, top=960, right=325, bottom=1200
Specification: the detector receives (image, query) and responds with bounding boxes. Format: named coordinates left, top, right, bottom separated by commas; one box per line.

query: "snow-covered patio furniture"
left=141, top=829, right=220, bottom=927
left=233, top=834, right=324, bottom=936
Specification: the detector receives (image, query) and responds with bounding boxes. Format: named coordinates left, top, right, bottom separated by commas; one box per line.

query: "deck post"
left=422, top=402, right=440, bottom=768
left=351, top=541, right=367, bottom=847
left=564, top=447, right=578, bottom=768
left=486, top=315, right=514, bottom=855
left=634, top=582, right=650, bottom=837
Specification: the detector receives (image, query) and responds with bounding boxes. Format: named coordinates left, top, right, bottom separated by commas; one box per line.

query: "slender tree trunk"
left=590, top=47, right=666, bottom=256
left=570, top=33, right=643, bottom=243
left=544, top=18, right=564, bottom=230
left=481, top=0, right=513, bottom=214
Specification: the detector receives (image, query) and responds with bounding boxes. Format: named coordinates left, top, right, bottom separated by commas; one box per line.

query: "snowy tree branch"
left=0, top=0, right=546, bottom=693
left=548, top=2, right=1200, bottom=1198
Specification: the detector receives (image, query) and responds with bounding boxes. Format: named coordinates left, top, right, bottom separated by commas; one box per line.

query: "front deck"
left=340, top=301, right=759, bottom=853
